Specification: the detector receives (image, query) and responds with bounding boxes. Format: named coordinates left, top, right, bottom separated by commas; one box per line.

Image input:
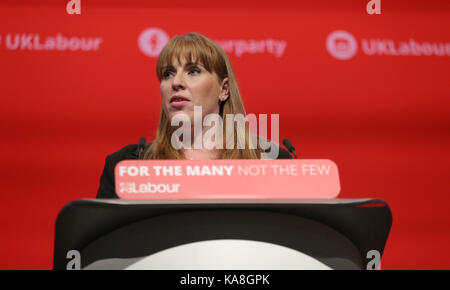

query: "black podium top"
left=54, top=198, right=392, bottom=270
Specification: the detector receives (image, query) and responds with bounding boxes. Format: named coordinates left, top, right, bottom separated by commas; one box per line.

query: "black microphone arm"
left=282, top=138, right=297, bottom=159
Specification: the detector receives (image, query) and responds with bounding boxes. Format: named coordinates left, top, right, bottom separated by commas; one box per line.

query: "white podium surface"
left=83, top=239, right=332, bottom=270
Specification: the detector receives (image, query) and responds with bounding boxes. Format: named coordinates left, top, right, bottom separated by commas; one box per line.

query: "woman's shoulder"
left=97, top=143, right=144, bottom=199
left=106, top=143, right=139, bottom=162
left=106, top=142, right=153, bottom=163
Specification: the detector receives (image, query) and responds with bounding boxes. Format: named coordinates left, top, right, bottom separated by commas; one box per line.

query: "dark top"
left=97, top=143, right=292, bottom=198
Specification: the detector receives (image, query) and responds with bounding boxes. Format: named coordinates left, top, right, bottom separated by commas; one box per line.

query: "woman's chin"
left=168, top=110, right=194, bottom=124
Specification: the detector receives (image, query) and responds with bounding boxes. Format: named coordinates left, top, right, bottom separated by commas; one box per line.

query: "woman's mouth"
left=170, top=95, right=190, bottom=108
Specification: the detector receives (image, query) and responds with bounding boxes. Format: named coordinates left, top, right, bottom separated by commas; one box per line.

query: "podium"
left=53, top=199, right=392, bottom=270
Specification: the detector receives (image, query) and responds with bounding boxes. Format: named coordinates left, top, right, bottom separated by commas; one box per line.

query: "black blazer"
left=97, top=142, right=292, bottom=198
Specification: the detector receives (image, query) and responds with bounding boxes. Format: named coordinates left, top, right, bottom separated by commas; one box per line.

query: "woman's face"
left=160, top=57, right=228, bottom=124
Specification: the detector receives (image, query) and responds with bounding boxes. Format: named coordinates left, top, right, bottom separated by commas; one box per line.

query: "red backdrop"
left=0, top=0, right=449, bottom=269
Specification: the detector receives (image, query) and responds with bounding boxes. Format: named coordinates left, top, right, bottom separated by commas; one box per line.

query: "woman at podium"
left=97, top=32, right=291, bottom=198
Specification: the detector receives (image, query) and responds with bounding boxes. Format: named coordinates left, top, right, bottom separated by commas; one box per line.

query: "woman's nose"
left=172, top=71, right=185, bottom=91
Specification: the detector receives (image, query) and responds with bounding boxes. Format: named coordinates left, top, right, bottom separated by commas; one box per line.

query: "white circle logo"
left=138, top=28, right=170, bottom=57
left=326, top=30, right=358, bottom=60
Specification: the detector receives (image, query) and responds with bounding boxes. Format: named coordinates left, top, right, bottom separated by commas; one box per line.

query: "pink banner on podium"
left=115, top=159, right=340, bottom=199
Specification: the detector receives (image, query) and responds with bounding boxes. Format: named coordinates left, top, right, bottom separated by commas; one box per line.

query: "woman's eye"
left=162, top=70, right=173, bottom=78
left=189, top=67, right=201, bottom=75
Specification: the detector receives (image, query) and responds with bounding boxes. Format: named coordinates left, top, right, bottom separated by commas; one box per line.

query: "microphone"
left=282, top=138, right=297, bottom=159
left=138, top=137, right=146, bottom=159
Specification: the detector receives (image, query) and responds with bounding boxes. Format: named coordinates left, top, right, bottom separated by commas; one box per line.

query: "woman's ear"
left=220, top=77, right=229, bottom=101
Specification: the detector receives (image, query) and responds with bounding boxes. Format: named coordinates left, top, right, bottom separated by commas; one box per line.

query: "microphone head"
left=283, top=138, right=295, bottom=152
left=139, top=137, right=146, bottom=147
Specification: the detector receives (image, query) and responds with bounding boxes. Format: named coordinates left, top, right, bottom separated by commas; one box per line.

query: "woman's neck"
left=181, top=124, right=221, bottom=160
left=182, top=148, right=220, bottom=160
